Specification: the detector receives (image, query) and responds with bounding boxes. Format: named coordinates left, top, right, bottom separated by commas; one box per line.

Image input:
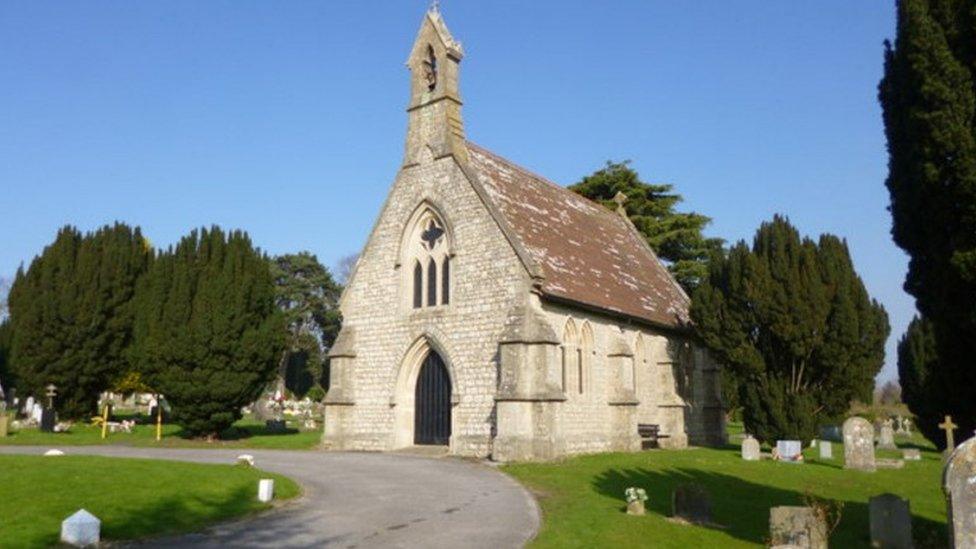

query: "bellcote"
left=404, top=8, right=467, bottom=166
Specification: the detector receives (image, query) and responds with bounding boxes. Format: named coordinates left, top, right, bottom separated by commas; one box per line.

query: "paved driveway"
left=0, top=446, right=539, bottom=548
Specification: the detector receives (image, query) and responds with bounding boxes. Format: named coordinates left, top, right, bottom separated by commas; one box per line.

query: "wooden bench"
left=637, top=423, right=670, bottom=449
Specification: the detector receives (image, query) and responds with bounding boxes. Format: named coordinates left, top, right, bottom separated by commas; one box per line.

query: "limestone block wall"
left=540, top=302, right=725, bottom=453
left=328, top=153, right=528, bottom=457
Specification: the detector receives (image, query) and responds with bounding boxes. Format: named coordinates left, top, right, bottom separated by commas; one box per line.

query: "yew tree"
left=691, top=216, right=889, bottom=442
left=132, top=227, right=284, bottom=437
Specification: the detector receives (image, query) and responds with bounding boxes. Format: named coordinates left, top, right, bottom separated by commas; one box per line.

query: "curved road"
left=0, top=446, right=539, bottom=548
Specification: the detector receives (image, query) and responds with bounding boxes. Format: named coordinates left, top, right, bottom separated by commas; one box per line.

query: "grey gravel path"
left=0, top=446, right=539, bottom=548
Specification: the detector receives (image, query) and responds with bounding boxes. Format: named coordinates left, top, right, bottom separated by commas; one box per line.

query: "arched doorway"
left=414, top=351, right=452, bottom=445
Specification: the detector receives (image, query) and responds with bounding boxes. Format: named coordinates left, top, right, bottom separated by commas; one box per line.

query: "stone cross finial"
left=939, top=414, right=959, bottom=451
left=430, top=0, right=440, bottom=13
left=612, top=192, right=628, bottom=217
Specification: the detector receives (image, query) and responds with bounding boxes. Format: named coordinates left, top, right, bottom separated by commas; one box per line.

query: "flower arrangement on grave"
left=624, top=487, right=648, bottom=516
left=625, top=487, right=648, bottom=503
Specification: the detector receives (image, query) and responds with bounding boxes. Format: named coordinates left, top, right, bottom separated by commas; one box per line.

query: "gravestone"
left=741, top=435, right=760, bottom=461
left=895, top=415, right=906, bottom=434
left=672, top=483, right=711, bottom=525
left=869, top=493, right=912, bottom=549
left=939, top=415, right=959, bottom=456
left=0, top=407, right=8, bottom=438
left=943, top=435, right=976, bottom=548
left=776, top=440, right=803, bottom=462
left=819, top=441, right=832, bottom=460
left=40, top=408, right=56, bottom=432
left=878, top=420, right=897, bottom=450
left=903, top=418, right=912, bottom=436
left=61, top=509, right=100, bottom=547
left=769, top=506, right=827, bottom=549
left=843, top=416, right=876, bottom=472
left=819, top=425, right=842, bottom=442
left=258, top=479, right=275, bottom=503
left=903, top=449, right=921, bottom=461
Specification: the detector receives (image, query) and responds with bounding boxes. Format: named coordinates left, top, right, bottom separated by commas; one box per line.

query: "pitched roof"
left=465, top=142, right=691, bottom=329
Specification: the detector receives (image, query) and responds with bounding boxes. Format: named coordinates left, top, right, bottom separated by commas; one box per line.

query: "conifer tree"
left=0, top=320, right=12, bottom=395
left=7, top=224, right=151, bottom=418
left=879, top=0, right=976, bottom=446
left=270, top=252, right=342, bottom=396
left=132, top=227, right=284, bottom=437
left=691, top=216, right=889, bottom=442
left=897, top=316, right=942, bottom=444
left=570, top=161, right=722, bottom=290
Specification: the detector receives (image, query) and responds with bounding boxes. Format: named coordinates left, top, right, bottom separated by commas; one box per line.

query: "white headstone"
left=44, top=449, right=65, bottom=456
left=258, top=479, right=274, bottom=503
left=819, top=441, right=832, bottom=460
left=60, top=509, right=100, bottom=547
left=843, top=416, right=876, bottom=472
left=776, top=440, right=803, bottom=462
left=741, top=435, right=761, bottom=461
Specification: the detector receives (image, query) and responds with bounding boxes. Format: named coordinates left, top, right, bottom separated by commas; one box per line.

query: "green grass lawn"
left=0, top=416, right=322, bottom=450
left=504, top=431, right=947, bottom=548
left=0, top=455, right=300, bottom=547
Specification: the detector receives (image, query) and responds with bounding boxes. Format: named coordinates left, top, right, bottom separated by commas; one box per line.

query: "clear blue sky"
left=0, top=1, right=909, bottom=382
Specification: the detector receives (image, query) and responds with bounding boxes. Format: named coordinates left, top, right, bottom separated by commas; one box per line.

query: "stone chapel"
left=323, top=8, right=725, bottom=461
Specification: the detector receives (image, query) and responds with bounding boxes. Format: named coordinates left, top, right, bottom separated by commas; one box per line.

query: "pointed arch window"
left=441, top=257, right=450, bottom=305
left=402, top=206, right=452, bottom=311
left=413, top=261, right=423, bottom=309
left=579, top=321, right=594, bottom=395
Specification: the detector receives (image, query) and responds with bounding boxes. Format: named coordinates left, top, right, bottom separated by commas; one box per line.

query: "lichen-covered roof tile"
left=467, top=142, right=690, bottom=329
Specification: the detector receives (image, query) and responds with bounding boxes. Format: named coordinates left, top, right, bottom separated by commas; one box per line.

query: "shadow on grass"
left=592, top=467, right=946, bottom=548
left=109, top=485, right=326, bottom=547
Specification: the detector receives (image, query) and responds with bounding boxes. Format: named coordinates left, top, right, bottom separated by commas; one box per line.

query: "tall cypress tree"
left=879, top=0, right=976, bottom=446
left=7, top=224, right=151, bottom=418
left=691, top=216, right=889, bottom=442
left=897, top=316, right=943, bottom=443
left=132, top=227, right=284, bottom=437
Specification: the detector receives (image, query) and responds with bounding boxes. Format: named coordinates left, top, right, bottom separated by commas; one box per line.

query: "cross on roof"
left=612, top=192, right=628, bottom=217
left=939, top=414, right=958, bottom=451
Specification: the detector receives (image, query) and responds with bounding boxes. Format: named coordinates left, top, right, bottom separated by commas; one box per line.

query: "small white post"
left=258, top=479, right=274, bottom=503
left=61, top=509, right=100, bottom=547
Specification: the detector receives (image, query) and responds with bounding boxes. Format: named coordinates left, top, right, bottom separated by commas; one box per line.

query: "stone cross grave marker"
left=940, top=415, right=959, bottom=454
left=61, top=509, right=100, bottom=547
left=741, top=434, right=760, bottom=461
left=819, top=440, right=832, bottom=460
left=878, top=419, right=897, bottom=450
left=869, top=493, right=912, bottom=549
left=943, top=434, right=976, bottom=548
left=769, top=506, right=827, bottom=549
left=843, top=416, right=876, bottom=472
left=672, top=483, right=712, bottom=525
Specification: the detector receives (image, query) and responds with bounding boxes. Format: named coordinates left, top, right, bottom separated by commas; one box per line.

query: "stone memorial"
left=943, top=435, right=976, bottom=548
left=843, top=416, right=876, bottom=472
left=878, top=419, right=897, bottom=450
left=741, top=435, right=760, bottom=461
left=903, top=448, right=921, bottom=461
left=902, top=417, right=912, bottom=436
left=672, top=483, right=712, bottom=525
left=776, top=440, right=803, bottom=462
left=819, top=425, right=842, bottom=442
left=61, top=509, right=100, bottom=547
left=819, top=441, right=832, bottom=460
left=769, top=506, right=827, bottom=549
left=939, top=415, right=959, bottom=456
left=895, top=415, right=905, bottom=434
left=258, top=479, right=275, bottom=503
left=0, top=406, right=8, bottom=438
left=869, top=493, right=912, bottom=549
